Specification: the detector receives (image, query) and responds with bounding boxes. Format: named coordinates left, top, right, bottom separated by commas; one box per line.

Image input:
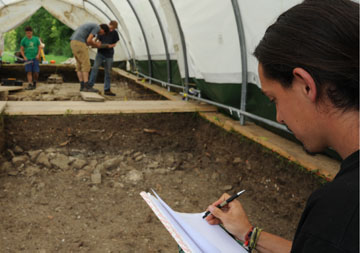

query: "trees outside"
left=4, top=7, right=74, bottom=57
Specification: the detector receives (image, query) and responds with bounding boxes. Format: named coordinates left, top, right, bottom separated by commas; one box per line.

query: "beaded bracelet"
left=249, top=227, right=263, bottom=252
left=244, top=226, right=254, bottom=248
left=243, top=226, right=262, bottom=252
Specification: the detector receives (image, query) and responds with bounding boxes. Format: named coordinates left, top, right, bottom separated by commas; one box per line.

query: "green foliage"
left=4, top=31, right=17, bottom=52
left=8, top=7, right=73, bottom=57
left=2, top=51, right=15, bottom=63
left=45, top=54, right=69, bottom=64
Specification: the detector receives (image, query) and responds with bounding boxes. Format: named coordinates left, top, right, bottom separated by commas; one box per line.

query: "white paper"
left=146, top=193, right=202, bottom=252
left=143, top=190, right=247, bottom=253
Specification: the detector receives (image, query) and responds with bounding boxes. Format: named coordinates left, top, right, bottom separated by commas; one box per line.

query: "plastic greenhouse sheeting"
left=0, top=0, right=306, bottom=85
left=4, top=0, right=354, bottom=127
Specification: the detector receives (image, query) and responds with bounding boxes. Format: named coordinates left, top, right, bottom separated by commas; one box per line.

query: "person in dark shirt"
left=70, top=22, right=109, bottom=92
left=88, top=21, right=120, bottom=96
left=205, top=1, right=359, bottom=252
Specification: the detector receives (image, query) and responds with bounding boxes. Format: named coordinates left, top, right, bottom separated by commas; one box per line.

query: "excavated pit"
left=0, top=112, right=324, bottom=252
left=0, top=64, right=165, bottom=101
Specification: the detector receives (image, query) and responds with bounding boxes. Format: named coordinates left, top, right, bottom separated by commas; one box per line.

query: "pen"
left=202, top=190, right=246, bottom=219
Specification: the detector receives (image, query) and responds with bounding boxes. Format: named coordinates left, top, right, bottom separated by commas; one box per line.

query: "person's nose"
left=276, top=110, right=284, bottom=124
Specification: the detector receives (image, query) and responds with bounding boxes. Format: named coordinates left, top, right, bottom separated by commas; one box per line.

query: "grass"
left=1, top=51, right=69, bottom=64
left=45, top=54, right=68, bottom=64
left=1, top=51, right=16, bottom=63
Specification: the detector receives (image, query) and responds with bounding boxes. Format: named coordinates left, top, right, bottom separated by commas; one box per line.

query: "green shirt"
left=20, top=36, right=40, bottom=59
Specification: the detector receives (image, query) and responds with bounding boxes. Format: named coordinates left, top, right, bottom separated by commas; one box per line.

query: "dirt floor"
left=6, top=81, right=164, bottom=102
left=0, top=113, right=324, bottom=252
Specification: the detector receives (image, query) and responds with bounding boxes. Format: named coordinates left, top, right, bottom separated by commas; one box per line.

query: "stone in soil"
left=91, top=171, right=102, bottom=184
left=36, top=152, right=51, bottom=168
left=233, top=157, right=242, bottom=164
left=50, top=154, right=70, bottom=170
left=100, top=157, right=122, bottom=171
left=12, top=155, right=28, bottom=167
left=126, top=170, right=143, bottom=184
left=7, top=149, right=15, bottom=158
left=72, top=158, right=87, bottom=170
left=223, top=185, right=233, bottom=191
left=28, top=150, right=42, bottom=162
left=8, top=170, right=19, bottom=176
left=153, top=168, right=168, bottom=175
left=13, top=146, right=24, bottom=154
left=133, top=152, right=142, bottom=159
left=147, top=161, right=159, bottom=169
left=135, top=155, right=143, bottom=162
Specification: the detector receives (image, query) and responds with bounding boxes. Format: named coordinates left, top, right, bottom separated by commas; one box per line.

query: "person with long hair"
left=206, top=1, right=359, bottom=252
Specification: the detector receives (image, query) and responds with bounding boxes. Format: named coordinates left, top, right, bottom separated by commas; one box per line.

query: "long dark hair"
left=254, top=0, right=359, bottom=111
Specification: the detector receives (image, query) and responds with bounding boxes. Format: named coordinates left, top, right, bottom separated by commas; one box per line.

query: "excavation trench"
left=0, top=64, right=165, bottom=101
left=0, top=112, right=323, bottom=252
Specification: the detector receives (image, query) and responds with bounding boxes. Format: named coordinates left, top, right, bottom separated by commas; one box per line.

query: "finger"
left=205, top=214, right=221, bottom=223
left=207, top=219, right=221, bottom=225
left=211, top=193, right=231, bottom=206
left=208, top=205, right=225, bottom=220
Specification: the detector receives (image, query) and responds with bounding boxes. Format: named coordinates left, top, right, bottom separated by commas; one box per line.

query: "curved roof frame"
left=0, top=0, right=142, bottom=62
left=149, top=0, right=171, bottom=83
left=127, top=0, right=152, bottom=79
left=0, top=0, right=187, bottom=78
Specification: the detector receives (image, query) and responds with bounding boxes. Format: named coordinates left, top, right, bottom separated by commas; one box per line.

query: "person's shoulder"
left=81, top=22, right=97, bottom=29
left=84, top=22, right=96, bottom=26
left=311, top=172, right=358, bottom=203
left=112, top=31, right=120, bottom=41
left=20, top=37, right=27, bottom=44
left=88, top=23, right=99, bottom=28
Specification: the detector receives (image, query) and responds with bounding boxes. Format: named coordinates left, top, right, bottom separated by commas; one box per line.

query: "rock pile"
left=1, top=146, right=195, bottom=189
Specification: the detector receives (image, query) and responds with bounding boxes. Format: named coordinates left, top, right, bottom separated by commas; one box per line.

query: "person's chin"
left=302, top=142, right=325, bottom=155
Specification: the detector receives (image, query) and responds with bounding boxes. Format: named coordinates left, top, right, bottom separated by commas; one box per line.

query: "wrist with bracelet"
left=243, top=226, right=262, bottom=252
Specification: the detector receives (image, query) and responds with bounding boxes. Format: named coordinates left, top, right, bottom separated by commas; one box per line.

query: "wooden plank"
left=0, top=102, right=6, bottom=113
left=80, top=92, right=105, bottom=102
left=5, top=101, right=216, bottom=115
left=0, top=86, right=24, bottom=92
left=113, top=68, right=182, bottom=101
left=200, top=112, right=340, bottom=181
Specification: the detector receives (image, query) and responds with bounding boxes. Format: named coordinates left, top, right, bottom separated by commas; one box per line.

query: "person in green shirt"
left=20, top=26, right=41, bottom=90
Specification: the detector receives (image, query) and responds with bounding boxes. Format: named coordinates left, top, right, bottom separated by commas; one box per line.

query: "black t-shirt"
left=97, top=30, right=120, bottom=58
left=291, top=150, right=359, bottom=253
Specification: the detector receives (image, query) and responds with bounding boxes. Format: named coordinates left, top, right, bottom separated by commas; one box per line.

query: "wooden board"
left=0, top=102, right=6, bottom=113
left=200, top=112, right=340, bottom=180
left=0, top=86, right=24, bottom=92
left=5, top=100, right=217, bottom=115
left=113, top=68, right=182, bottom=101
left=80, top=92, right=105, bottom=102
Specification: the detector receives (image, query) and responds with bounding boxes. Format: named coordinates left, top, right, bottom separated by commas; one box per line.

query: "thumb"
left=208, top=205, right=224, bottom=219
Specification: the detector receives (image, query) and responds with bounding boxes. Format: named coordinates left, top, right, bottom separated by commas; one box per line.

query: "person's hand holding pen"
left=205, top=192, right=252, bottom=241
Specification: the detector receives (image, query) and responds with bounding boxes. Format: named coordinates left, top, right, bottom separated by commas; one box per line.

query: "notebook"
left=140, top=190, right=247, bottom=253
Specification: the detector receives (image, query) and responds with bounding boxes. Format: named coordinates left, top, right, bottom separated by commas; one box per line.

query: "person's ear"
left=292, top=68, right=317, bottom=102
